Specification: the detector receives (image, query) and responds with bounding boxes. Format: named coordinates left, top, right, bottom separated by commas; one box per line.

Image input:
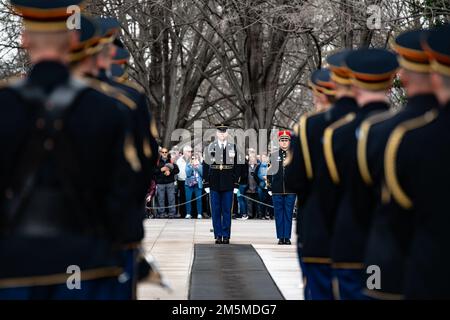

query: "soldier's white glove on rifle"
left=233, top=188, right=239, bottom=194
left=268, top=191, right=273, bottom=196
left=205, top=187, right=210, bottom=194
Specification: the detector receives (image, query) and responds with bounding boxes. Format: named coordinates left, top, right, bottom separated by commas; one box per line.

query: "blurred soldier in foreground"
left=356, top=29, right=439, bottom=300
left=285, top=50, right=359, bottom=300
left=0, top=0, right=135, bottom=299
left=385, top=24, right=450, bottom=299
left=321, top=48, right=398, bottom=300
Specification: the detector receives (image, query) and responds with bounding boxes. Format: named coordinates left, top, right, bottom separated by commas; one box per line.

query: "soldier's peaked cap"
left=345, top=48, right=399, bottom=91
left=310, top=68, right=336, bottom=96
left=69, top=15, right=103, bottom=62
left=326, top=49, right=353, bottom=85
left=422, top=24, right=450, bottom=77
left=95, top=17, right=120, bottom=43
left=10, top=0, right=86, bottom=31
left=392, top=29, right=431, bottom=73
left=216, top=124, right=229, bottom=132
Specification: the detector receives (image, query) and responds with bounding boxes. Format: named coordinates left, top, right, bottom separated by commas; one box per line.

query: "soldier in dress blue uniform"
left=285, top=68, right=336, bottom=300
left=285, top=50, right=358, bottom=300
left=76, top=16, right=160, bottom=299
left=321, top=49, right=399, bottom=300
left=384, top=24, right=450, bottom=299
left=267, top=130, right=296, bottom=245
left=354, top=29, right=440, bottom=300
left=203, top=124, right=243, bottom=244
left=0, top=0, right=137, bottom=299
left=68, top=14, right=150, bottom=300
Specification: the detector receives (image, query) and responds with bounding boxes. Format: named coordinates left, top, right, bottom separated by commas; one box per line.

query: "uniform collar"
left=28, top=61, right=70, bottom=92
left=406, top=94, right=439, bottom=111
left=359, top=101, right=390, bottom=116
left=334, top=96, right=358, bottom=112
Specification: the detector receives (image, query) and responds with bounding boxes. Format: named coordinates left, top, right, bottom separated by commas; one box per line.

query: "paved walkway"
left=137, top=219, right=304, bottom=300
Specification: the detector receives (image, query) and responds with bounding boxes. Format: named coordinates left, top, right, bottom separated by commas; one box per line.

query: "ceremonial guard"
left=285, top=50, right=358, bottom=300
left=203, top=125, right=243, bottom=244
left=0, top=0, right=136, bottom=299
left=93, top=17, right=160, bottom=299
left=321, top=49, right=399, bottom=300
left=268, top=131, right=296, bottom=245
left=355, top=29, right=439, bottom=300
left=384, top=24, right=450, bottom=299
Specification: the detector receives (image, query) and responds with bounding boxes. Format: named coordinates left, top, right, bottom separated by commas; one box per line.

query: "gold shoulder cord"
left=299, top=114, right=314, bottom=179
left=357, top=111, right=394, bottom=186
left=124, top=133, right=142, bottom=173
left=384, top=110, right=438, bottom=209
left=85, top=78, right=136, bottom=110
left=323, top=113, right=356, bottom=185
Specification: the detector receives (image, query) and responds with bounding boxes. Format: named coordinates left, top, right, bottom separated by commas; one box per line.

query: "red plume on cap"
left=278, top=130, right=291, bottom=140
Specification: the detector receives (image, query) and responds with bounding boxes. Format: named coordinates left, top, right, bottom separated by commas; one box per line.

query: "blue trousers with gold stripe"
left=210, top=190, right=233, bottom=239
left=332, top=268, right=371, bottom=300
left=303, top=263, right=334, bottom=300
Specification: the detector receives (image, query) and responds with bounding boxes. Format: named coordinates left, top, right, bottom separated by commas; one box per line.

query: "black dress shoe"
left=222, top=238, right=230, bottom=244
left=215, top=238, right=223, bottom=244
left=278, top=239, right=284, bottom=245
left=285, top=239, right=291, bottom=245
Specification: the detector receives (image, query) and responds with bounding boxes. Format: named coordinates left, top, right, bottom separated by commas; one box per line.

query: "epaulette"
left=357, top=110, right=395, bottom=185
left=119, top=79, right=145, bottom=94
left=384, top=110, right=438, bottom=209
left=84, top=78, right=136, bottom=110
left=323, top=112, right=356, bottom=184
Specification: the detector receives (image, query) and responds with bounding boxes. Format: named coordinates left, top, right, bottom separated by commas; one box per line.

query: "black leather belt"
left=210, top=164, right=234, bottom=170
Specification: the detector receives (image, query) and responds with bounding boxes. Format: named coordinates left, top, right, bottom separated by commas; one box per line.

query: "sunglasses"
left=161, top=151, right=168, bottom=154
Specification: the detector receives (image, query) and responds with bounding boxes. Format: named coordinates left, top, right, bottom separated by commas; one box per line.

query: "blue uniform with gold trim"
left=203, top=140, right=243, bottom=241
left=0, top=61, right=135, bottom=299
left=285, top=96, right=357, bottom=300
left=385, top=104, right=449, bottom=299
left=322, top=102, right=390, bottom=300
left=355, top=94, right=438, bottom=299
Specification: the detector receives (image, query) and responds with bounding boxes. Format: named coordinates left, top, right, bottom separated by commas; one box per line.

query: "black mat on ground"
left=188, top=244, right=284, bottom=300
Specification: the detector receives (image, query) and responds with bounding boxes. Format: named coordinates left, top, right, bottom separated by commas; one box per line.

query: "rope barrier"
left=146, top=193, right=207, bottom=210
left=238, top=194, right=274, bottom=209
left=146, top=192, right=274, bottom=210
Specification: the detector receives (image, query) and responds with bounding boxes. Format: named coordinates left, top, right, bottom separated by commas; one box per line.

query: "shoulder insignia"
left=323, top=112, right=356, bottom=184
left=384, top=110, right=438, bottom=209
left=85, top=78, right=136, bottom=110
left=299, top=114, right=314, bottom=179
left=124, top=134, right=142, bottom=173
left=357, top=111, right=395, bottom=186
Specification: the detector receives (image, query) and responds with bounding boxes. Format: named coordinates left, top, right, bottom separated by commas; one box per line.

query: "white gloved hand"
left=205, top=187, right=210, bottom=194
left=268, top=191, right=273, bottom=196
left=233, top=188, right=239, bottom=194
